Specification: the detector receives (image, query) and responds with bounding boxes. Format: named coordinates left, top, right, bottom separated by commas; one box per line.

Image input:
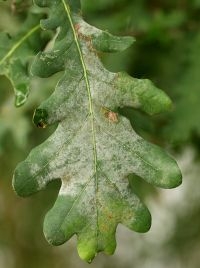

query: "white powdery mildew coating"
left=21, top=6, right=160, bottom=239
left=39, top=53, right=57, bottom=62
left=75, top=17, right=102, bottom=38
left=96, top=127, right=138, bottom=182
left=43, top=43, right=150, bottom=220
left=49, top=78, right=88, bottom=122
left=85, top=56, right=117, bottom=109
left=47, top=118, right=94, bottom=197
left=29, top=163, right=41, bottom=176
left=112, top=75, right=142, bottom=110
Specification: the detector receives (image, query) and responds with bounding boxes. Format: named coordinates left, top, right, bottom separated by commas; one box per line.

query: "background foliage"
left=0, top=0, right=200, bottom=267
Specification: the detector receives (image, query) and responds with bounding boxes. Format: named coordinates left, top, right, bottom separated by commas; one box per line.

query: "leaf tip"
left=133, top=206, right=152, bottom=233
left=158, top=158, right=182, bottom=189
left=12, top=163, right=39, bottom=197
left=77, top=241, right=97, bottom=263
left=43, top=204, right=69, bottom=247
left=166, top=164, right=182, bottom=189
left=140, top=80, right=173, bottom=115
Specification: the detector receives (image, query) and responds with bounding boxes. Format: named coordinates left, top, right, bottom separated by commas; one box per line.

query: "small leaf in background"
left=0, top=10, right=45, bottom=106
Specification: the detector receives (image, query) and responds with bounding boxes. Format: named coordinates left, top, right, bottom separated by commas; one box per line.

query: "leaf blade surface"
left=13, top=0, right=182, bottom=261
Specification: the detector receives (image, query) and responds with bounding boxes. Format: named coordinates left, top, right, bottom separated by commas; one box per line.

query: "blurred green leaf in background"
left=0, top=0, right=200, bottom=267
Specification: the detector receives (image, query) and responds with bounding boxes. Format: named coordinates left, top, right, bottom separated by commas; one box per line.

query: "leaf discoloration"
left=13, top=0, right=182, bottom=262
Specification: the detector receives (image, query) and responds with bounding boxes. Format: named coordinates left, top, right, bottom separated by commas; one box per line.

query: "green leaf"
left=13, top=0, right=182, bottom=262
left=0, top=11, right=44, bottom=106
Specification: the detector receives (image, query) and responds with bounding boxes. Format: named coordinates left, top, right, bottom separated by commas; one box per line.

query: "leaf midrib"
left=61, top=0, right=100, bottom=247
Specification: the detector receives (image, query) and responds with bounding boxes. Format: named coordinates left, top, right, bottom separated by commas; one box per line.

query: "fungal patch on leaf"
left=13, top=0, right=182, bottom=262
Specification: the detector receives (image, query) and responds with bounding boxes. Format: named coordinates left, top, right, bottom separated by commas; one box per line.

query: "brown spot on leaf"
left=107, top=111, right=118, bottom=123
left=75, top=23, right=81, bottom=32
left=101, top=107, right=119, bottom=123
left=37, top=121, right=47, bottom=129
left=74, top=23, right=96, bottom=52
